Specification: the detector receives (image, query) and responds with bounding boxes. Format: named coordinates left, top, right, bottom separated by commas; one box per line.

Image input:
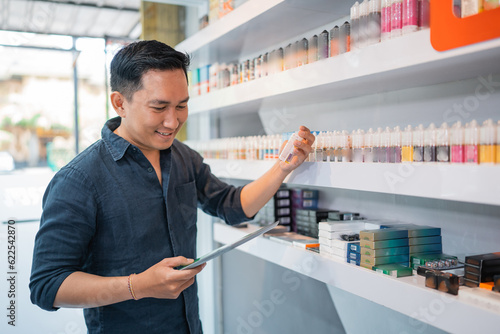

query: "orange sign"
left=431, top=1, right=500, bottom=51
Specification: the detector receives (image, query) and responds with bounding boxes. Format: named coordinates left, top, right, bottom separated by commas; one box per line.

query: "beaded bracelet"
left=128, top=274, right=138, bottom=300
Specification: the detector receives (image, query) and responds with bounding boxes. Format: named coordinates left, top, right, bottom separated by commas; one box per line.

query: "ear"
left=110, top=92, right=126, bottom=117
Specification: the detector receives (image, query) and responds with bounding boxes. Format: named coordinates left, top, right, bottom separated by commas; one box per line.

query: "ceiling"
left=1, top=0, right=143, bottom=39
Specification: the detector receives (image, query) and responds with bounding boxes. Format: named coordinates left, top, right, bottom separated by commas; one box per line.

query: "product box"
left=331, top=238, right=361, bottom=253
left=319, top=221, right=368, bottom=232
left=328, top=211, right=360, bottom=221
left=292, top=188, right=319, bottom=199
left=361, top=246, right=410, bottom=257
left=373, top=264, right=413, bottom=278
left=292, top=238, right=320, bottom=249
left=409, top=243, right=442, bottom=254
left=437, top=272, right=460, bottom=295
left=275, top=188, right=291, bottom=199
left=360, top=238, right=409, bottom=250
left=409, top=235, right=442, bottom=246
left=269, top=232, right=316, bottom=246
left=464, top=265, right=500, bottom=282
left=381, top=223, right=441, bottom=237
left=292, top=198, right=319, bottom=209
left=465, top=252, right=500, bottom=268
left=360, top=228, right=409, bottom=241
left=360, top=254, right=410, bottom=266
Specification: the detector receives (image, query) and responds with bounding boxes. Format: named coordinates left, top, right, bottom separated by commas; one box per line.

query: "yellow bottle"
left=402, top=125, right=413, bottom=162
left=497, top=121, right=500, bottom=164
left=479, top=119, right=496, bottom=164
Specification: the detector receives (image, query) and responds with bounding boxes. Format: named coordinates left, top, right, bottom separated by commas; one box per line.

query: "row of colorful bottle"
left=189, top=119, right=500, bottom=165
left=188, top=134, right=282, bottom=161
left=308, top=119, right=500, bottom=164
left=188, top=0, right=430, bottom=97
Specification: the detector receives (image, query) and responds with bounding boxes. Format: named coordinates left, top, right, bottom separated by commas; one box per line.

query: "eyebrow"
left=148, top=97, right=190, bottom=105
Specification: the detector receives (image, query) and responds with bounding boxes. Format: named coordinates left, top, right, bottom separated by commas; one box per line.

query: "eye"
left=177, top=105, right=187, bottom=110
left=151, top=106, right=166, bottom=112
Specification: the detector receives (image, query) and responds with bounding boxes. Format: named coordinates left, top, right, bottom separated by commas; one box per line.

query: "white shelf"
left=188, top=30, right=500, bottom=115
left=213, top=222, right=500, bottom=333
left=176, top=0, right=351, bottom=65
left=205, top=159, right=500, bottom=206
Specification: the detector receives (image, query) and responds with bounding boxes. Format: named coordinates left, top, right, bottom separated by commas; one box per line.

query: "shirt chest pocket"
left=175, top=181, right=198, bottom=229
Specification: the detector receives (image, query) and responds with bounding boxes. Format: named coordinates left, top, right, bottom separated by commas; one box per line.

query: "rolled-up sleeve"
left=29, top=166, right=98, bottom=311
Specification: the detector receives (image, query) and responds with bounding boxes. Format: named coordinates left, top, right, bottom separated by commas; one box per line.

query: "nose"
left=162, top=108, right=179, bottom=130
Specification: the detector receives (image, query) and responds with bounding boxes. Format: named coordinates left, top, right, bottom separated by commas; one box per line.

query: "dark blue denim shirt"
left=30, top=117, right=250, bottom=333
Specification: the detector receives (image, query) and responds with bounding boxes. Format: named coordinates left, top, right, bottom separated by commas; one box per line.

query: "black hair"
left=110, top=40, right=190, bottom=101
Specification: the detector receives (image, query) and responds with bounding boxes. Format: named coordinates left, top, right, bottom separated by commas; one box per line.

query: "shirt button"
left=147, top=167, right=153, bottom=173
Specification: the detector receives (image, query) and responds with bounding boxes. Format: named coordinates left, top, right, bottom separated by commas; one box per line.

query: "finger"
left=298, top=129, right=315, bottom=145
left=178, top=276, right=196, bottom=293
left=163, top=256, right=194, bottom=268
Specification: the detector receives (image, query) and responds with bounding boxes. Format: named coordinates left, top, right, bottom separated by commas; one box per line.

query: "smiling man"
left=29, top=40, right=314, bottom=334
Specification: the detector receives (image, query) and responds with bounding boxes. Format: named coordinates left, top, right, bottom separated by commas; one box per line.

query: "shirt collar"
left=101, top=117, right=131, bottom=161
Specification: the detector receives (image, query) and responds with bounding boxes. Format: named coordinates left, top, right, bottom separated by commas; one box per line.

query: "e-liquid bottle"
left=308, top=35, right=318, bottom=64
left=413, top=124, right=424, bottom=162
left=373, top=127, right=383, bottom=162
left=277, top=47, right=284, bottom=72
left=381, top=0, right=392, bottom=41
left=423, top=123, right=437, bottom=162
left=497, top=121, right=500, bottom=164
left=450, top=121, right=465, bottom=163
left=318, top=30, right=330, bottom=60
left=418, top=0, right=430, bottom=30
left=340, top=21, right=351, bottom=54
left=479, top=119, right=496, bottom=164
left=380, top=127, right=391, bottom=163
left=279, top=132, right=304, bottom=164
left=391, top=0, right=403, bottom=38
left=391, top=126, right=402, bottom=163
left=341, top=131, right=352, bottom=162
left=402, top=0, right=418, bottom=35
left=330, top=26, right=340, bottom=57
left=464, top=120, right=479, bottom=164
left=369, top=0, right=382, bottom=45
left=284, top=43, right=293, bottom=71
left=462, top=0, right=483, bottom=17
left=352, top=129, right=365, bottom=162
left=401, top=125, right=413, bottom=162
left=334, top=131, right=342, bottom=162
left=322, top=131, right=331, bottom=162
left=298, top=38, right=308, bottom=66
left=364, top=128, right=375, bottom=163
left=359, top=0, right=369, bottom=48
left=351, top=2, right=360, bottom=50
left=436, top=123, right=450, bottom=163
left=262, top=53, right=269, bottom=77
left=316, top=132, right=324, bottom=162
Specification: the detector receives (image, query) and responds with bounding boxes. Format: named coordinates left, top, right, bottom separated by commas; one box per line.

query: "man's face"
left=119, top=69, right=189, bottom=154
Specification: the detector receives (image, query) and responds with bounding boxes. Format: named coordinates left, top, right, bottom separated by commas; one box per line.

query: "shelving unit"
left=213, top=222, right=500, bottom=333
left=205, top=159, right=500, bottom=206
left=176, top=0, right=352, bottom=66
left=187, top=29, right=500, bottom=115
left=178, top=0, right=500, bottom=332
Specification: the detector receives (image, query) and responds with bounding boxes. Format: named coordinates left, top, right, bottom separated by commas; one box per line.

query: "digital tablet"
left=179, top=221, right=279, bottom=270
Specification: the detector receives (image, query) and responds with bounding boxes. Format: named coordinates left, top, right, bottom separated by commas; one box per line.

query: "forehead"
left=141, top=69, right=188, bottom=88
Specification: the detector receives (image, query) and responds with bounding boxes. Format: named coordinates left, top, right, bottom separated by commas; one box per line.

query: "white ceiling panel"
left=3, top=0, right=141, bottom=39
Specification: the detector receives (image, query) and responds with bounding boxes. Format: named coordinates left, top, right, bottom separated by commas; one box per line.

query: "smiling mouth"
left=156, top=130, right=173, bottom=136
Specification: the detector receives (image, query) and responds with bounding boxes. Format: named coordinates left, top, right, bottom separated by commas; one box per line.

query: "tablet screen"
left=179, top=221, right=279, bottom=270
